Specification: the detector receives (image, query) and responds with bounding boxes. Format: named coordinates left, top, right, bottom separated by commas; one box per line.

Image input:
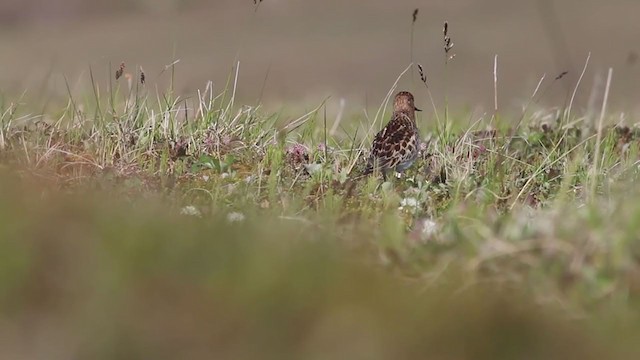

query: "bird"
left=363, top=91, right=422, bottom=180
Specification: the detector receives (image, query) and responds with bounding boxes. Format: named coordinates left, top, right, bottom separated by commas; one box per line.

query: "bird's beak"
left=415, top=107, right=422, bottom=112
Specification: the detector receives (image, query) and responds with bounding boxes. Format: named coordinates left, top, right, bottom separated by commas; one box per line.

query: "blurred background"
left=1, top=0, right=639, bottom=114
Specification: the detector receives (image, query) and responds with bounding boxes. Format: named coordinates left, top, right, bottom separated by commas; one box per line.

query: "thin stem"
left=590, top=67, right=613, bottom=200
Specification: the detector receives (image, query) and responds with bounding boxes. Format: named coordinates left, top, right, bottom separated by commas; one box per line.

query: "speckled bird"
left=363, top=91, right=422, bottom=180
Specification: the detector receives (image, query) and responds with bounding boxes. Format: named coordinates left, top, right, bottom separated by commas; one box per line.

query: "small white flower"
left=180, top=205, right=202, bottom=217
left=202, top=175, right=210, bottom=182
left=409, top=217, right=441, bottom=246
left=227, top=211, right=245, bottom=223
left=399, top=197, right=419, bottom=209
left=421, top=218, right=438, bottom=237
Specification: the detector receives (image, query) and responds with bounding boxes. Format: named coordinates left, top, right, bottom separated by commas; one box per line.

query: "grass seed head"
left=443, top=21, right=455, bottom=62
left=417, top=63, right=428, bottom=86
left=115, top=62, right=125, bottom=80
left=140, top=66, right=146, bottom=84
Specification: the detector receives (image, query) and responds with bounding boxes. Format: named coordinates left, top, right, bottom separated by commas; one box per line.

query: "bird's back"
left=365, top=111, right=419, bottom=176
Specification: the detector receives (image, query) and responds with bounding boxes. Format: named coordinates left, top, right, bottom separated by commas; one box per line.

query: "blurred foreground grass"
left=0, top=173, right=639, bottom=359
left=0, top=174, right=640, bottom=359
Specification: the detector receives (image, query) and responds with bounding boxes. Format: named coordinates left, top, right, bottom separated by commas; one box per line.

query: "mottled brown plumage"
left=364, top=91, right=421, bottom=180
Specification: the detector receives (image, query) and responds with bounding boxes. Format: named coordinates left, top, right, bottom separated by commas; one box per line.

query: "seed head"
left=115, top=62, right=125, bottom=80
left=140, top=66, right=146, bottom=85
left=443, top=21, right=456, bottom=62
left=417, top=63, right=428, bottom=87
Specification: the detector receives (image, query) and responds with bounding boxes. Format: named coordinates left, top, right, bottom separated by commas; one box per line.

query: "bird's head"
left=393, top=91, right=421, bottom=113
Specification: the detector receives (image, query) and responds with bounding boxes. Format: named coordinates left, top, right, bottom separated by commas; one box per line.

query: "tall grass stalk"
left=589, top=67, right=613, bottom=200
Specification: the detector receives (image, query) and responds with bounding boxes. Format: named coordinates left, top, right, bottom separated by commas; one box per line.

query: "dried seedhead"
left=443, top=21, right=455, bottom=62
left=417, top=63, right=428, bottom=87
left=115, top=62, right=125, bottom=80
left=140, top=66, right=146, bottom=85
left=412, top=9, right=419, bottom=24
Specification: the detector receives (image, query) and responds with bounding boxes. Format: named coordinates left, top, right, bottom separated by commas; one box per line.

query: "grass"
left=2, top=61, right=640, bottom=358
